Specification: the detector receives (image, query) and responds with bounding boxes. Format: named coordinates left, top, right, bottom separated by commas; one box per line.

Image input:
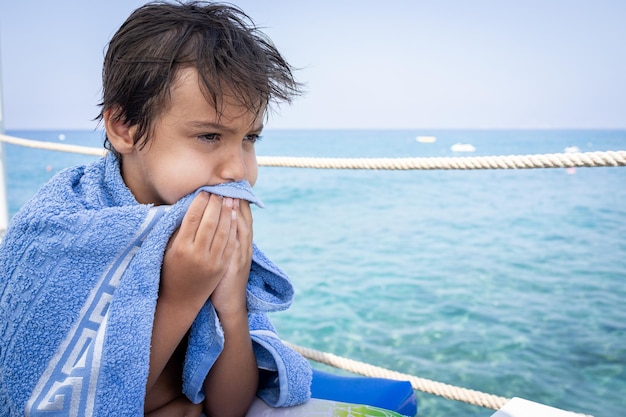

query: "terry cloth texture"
left=0, top=154, right=311, bottom=417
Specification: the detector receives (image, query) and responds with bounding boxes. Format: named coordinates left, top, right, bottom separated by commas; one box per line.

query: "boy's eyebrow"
left=188, top=120, right=264, bottom=133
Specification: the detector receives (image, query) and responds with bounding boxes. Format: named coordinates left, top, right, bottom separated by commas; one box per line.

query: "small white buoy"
left=58, top=134, right=66, bottom=141
left=416, top=136, right=436, bottom=143
left=450, top=143, right=476, bottom=152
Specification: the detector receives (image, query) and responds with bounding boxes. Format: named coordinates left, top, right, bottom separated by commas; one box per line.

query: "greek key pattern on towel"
left=25, top=207, right=166, bottom=417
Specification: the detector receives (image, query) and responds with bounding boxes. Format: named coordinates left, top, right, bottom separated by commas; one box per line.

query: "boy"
left=0, top=2, right=311, bottom=416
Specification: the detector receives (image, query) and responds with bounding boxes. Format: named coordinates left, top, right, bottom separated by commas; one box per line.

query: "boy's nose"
left=219, top=149, right=247, bottom=182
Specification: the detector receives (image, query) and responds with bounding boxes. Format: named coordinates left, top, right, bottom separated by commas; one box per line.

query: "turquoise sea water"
left=3, top=129, right=626, bottom=417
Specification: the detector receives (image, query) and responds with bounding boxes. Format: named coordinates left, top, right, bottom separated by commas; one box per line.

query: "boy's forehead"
left=170, top=67, right=266, bottom=123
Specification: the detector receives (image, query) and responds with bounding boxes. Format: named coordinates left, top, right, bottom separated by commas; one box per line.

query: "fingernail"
left=231, top=210, right=237, bottom=220
left=224, top=198, right=233, bottom=208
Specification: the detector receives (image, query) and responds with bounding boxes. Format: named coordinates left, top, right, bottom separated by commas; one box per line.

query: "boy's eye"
left=198, top=133, right=219, bottom=142
left=196, top=133, right=261, bottom=144
left=245, top=134, right=262, bottom=143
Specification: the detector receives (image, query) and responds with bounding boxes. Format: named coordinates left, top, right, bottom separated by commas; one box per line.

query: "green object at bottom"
left=331, top=402, right=405, bottom=417
left=246, top=398, right=407, bottom=417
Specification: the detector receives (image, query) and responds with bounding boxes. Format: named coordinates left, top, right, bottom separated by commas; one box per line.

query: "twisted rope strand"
left=0, top=134, right=105, bottom=156
left=287, top=343, right=593, bottom=416
left=257, top=151, right=626, bottom=170
left=1, top=134, right=624, bottom=170
left=285, top=342, right=509, bottom=410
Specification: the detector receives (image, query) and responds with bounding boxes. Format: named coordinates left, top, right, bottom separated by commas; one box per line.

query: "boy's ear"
left=104, top=107, right=137, bottom=155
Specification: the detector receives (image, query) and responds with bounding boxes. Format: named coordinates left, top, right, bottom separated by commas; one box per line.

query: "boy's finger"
left=177, top=191, right=210, bottom=242
left=221, top=201, right=238, bottom=264
left=194, top=194, right=226, bottom=249
left=237, top=200, right=252, bottom=224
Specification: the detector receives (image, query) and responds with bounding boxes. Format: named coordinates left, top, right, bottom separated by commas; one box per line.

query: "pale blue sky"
left=0, top=0, right=625, bottom=130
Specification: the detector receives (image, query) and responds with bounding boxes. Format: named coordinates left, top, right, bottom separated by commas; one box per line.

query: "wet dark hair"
left=97, top=1, right=301, bottom=158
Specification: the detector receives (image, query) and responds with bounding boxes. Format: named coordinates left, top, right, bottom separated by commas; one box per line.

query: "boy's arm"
left=202, top=310, right=258, bottom=417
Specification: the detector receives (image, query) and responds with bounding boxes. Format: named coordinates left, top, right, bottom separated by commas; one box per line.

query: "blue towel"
left=0, top=154, right=311, bottom=416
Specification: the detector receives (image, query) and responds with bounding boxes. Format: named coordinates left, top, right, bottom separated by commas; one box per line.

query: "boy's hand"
left=211, top=199, right=253, bottom=317
left=160, top=192, right=238, bottom=311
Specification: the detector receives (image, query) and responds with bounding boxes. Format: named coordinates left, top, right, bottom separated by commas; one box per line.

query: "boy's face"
left=121, top=67, right=262, bottom=205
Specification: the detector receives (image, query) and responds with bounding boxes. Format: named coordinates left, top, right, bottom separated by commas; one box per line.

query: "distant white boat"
left=450, top=143, right=476, bottom=152
left=416, top=135, right=436, bottom=143
left=58, top=134, right=66, bottom=141
left=564, top=146, right=580, bottom=153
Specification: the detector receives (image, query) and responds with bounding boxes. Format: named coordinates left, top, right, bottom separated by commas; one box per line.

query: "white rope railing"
left=286, top=343, right=593, bottom=416
left=258, top=151, right=626, bottom=170
left=0, top=134, right=105, bottom=156
left=1, top=133, right=625, bottom=170
left=286, top=342, right=509, bottom=410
